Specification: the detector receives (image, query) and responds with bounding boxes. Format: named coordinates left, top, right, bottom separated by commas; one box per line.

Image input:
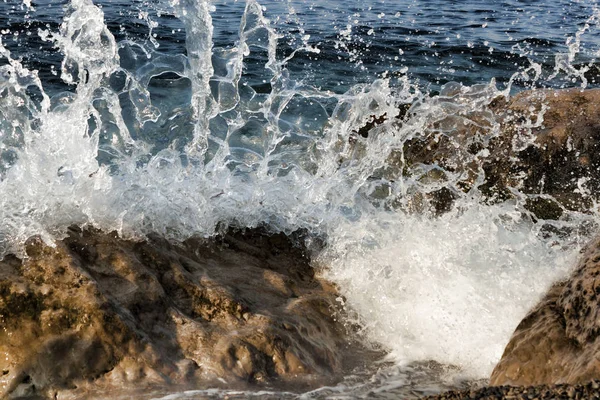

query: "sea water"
left=1, top=0, right=600, bottom=398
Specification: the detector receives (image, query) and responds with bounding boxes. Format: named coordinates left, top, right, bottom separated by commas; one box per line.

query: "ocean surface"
left=1, top=0, right=600, bottom=398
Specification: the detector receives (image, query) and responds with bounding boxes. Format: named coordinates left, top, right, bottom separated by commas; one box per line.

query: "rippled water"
left=1, top=0, right=600, bottom=398
left=5, top=0, right=600, bottom=92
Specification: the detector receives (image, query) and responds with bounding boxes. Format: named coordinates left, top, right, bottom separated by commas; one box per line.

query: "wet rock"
left=424, top=380, right=600, bottom=400
left=0, top=227, right=377, bottom=399
left=394, top=88, right=600, bottom=218
left=489, top=236, right=600, bottom=386
left=484, top=88, right=600, bottom=215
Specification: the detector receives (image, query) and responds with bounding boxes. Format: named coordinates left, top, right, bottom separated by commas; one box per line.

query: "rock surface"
left=0, top=227, right=376, bottom=399
left=489, top=236, right=600, bottom=386
left=483, top=88, right=600, bottom=216
left=424, top=380, right=600, bottom=400
left=377, top=88, right=600, bottom=218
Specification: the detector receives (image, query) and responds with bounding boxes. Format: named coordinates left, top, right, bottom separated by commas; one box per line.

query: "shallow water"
left=1, top=0, right=600, bottom=397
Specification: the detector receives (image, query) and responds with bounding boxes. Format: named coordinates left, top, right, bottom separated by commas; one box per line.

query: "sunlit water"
left=1, top=0, right=600, bottom=398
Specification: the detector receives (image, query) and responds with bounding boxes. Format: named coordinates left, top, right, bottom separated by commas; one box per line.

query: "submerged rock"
left=490, top=236, right=600, bottom=386
left=0, top=227, right=377, bottom=399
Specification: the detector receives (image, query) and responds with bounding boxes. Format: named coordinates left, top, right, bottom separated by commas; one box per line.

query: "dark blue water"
left=3, top=0, right=600, bottom=94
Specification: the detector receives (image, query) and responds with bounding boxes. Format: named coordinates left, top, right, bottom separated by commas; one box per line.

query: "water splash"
left=321, top=204, right=582, bottom=376
left=0, top=0, right=598, bottom=384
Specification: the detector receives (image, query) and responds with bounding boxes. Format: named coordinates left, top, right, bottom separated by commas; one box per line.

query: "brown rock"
left=424, top=380, right=600, bottom=399
left=0, top=227, right=378, bottom=399
left=385, top=88, right=600, bottom=217
left=483, top=88, right=600, bottom=214
left=490, top=236, right=600, bottom=386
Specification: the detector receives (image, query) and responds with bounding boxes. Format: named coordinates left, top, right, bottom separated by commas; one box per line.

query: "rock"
left=0, top=227, right=379, bottom=399
left=489, top=236, right=600, bottom=386
left=483, top=88, right=600, bottom=214
left=424, top=380, right=600, bottom=400
left=384, top=87, right=600, bottom=218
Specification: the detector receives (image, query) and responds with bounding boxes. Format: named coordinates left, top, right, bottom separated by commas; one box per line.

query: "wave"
left=0, top=0, right=599, bottom=380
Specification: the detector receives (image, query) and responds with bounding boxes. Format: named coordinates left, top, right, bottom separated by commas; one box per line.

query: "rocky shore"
left=4, top=88, right=600, bottom=399
left=352, top=87, right=600, bottom=399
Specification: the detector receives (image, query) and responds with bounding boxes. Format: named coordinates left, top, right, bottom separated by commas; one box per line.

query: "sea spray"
left=0, top=0, right=598, bottom=388
left=320, top=204, right=582, bottom=376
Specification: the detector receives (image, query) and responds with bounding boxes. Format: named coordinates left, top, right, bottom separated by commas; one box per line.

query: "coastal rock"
left=382, top=88, right=600, bottom=217
left=424, top=380, right=600, bottom=400
left=0, top=227, right=375, bottom=399
left=483, top=88, right=600, bottom=215
left=490, top=236, right=600, bottom=386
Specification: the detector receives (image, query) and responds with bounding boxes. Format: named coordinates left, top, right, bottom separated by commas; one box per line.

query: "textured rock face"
left=425, top=381, right=600, bottom=400
left=383, top=88, right=600, bottom=217
left=490, top=236, right=600, bottom=386
left=0, top=227, right=374, bottom=399
left=483, top=88, right=600, bottom=216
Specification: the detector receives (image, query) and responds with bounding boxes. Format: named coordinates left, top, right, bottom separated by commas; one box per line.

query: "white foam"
left=321, top=203, right=583, bottom=376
